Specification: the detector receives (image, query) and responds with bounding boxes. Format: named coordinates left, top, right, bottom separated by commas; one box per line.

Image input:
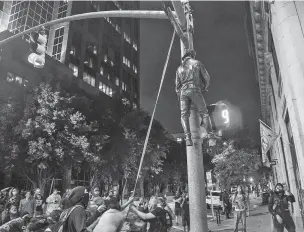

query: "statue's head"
left=182, top=49, right=196, bottom=61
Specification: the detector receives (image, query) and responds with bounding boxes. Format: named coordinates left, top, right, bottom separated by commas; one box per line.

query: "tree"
left=117, top=109, right=171, bottom=196
left=11, top=83, right=102, bottom=191
left=212, top=134, right=262, bottom=190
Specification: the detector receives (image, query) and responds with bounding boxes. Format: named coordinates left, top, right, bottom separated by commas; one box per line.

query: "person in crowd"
left=222, top=190, right=231, bottom=219
left=232, top=185, right=248, bottom=232
left=91, top=196, right=134, bottom=232
left=181, top=192, right=190, bottom=232
left=173, top=192, right=182, bottom=225
left=19, top=191, right=34, bottom=217
left=0, top=213, right=30, bottom=232
left=56, top=186, right=105, bottom=232
left=2, top=204, right=19, bottom=224
left=268, top=183, right=296, bottom=232
left=130, top=196, right=168, bottom=232
left=138, top=198, right=148, bottom=213
left=46, top=188, right=61, bottom=216
left=34, top=192, right=45, bottom=217
left=60, top=188, right=71, bottom=209
left=87, top=187, right=104, bottom=213
left=5, top=188, right=21, bottom=211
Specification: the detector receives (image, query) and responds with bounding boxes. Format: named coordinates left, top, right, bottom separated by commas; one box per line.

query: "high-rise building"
left=245, top=1, right=304, bottom=228
left=1, top=0, right=140, bottom=109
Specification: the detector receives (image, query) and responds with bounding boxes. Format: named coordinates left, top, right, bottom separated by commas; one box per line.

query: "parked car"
left=206, top=191, right=222, bottom=209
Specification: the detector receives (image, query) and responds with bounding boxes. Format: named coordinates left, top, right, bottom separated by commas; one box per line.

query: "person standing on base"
left=268, top=183, right=296, bottom=232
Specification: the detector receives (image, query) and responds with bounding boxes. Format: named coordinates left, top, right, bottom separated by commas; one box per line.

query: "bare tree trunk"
left=63, top=164, right=72, bottom=190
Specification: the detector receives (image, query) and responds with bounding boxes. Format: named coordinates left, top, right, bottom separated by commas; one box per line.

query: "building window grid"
left=83, top=72, right=96, bottom=87
left=58, top=1, right=68, bottom=19
left=99, top=82, right=113, bottom=97
left=122, top=82, right=127, bottom=91
left=52, top=27, right=65, bottom=61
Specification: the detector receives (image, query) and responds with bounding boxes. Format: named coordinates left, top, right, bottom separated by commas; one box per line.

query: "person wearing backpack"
left=129, top=196, right=169, bottom=232
left=53, top=186, right=105, bottom=232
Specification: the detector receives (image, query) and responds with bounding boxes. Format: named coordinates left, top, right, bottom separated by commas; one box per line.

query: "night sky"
left=139, top=1, right=261, bottom=141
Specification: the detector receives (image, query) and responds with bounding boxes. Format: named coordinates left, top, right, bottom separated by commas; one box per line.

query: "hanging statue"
left=175, top=49, right=211, bottom=146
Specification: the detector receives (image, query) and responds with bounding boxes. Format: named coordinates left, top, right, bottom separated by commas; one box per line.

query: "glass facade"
left=8, top=1, right=54, bottom=40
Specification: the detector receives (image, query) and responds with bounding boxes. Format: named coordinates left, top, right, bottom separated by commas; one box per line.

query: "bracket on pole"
left=162, top=2, right=188, bottom=48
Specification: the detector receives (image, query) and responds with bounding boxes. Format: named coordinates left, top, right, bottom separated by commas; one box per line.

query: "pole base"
left=186, top=138, right=193, bottom=146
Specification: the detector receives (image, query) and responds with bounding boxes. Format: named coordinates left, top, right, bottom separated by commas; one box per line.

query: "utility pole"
left=173, top=1, right=209, bottom=231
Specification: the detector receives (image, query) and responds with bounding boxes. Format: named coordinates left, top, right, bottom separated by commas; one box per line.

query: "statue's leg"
left=191, top=91, right=212, bottom=132
left=180, top=93, right=193, bottom=146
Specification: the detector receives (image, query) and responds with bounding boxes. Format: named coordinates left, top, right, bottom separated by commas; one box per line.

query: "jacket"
left=175, top=57, right=210, bottom=95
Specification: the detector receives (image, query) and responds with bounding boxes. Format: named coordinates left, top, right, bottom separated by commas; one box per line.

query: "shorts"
left=175, top=208, right=181, bottom=216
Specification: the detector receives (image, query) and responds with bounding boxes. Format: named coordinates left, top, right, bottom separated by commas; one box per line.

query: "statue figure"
left=175, top=49, right=211, bottom=146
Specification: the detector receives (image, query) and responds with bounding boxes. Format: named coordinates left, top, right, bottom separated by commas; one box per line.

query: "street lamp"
left=249, top=177, right=254, bottom=183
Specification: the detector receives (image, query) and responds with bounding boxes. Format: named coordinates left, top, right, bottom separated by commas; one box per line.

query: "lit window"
left=110, top=61, right=114, bottom=67
left=107, top=74, right=110, bottom=80
left=83, top=72, right=95, bottom=87
left=122, top=82, right=127, bottom=91
left=69, top=63, right=78, bottom=77
left=100, top=66, right=104, bottom=75
left=88, top=57, right=93, bottom=68
left=122, top=97, right=130, bottom=106
left=133, top=65, right=137, bottom=74
left=6, top=72, right=27, bottom=86
left=115, top=77, right=119, bottom=86
left=123, top=32, right=131, bottom=44
left=70, top=45, right=75, bottom=55
left=133, top=43, right=138, bottom=51
left=104, top=54, right=108, bottom=62
left=99, top=82, right=113, bottom=97
left=133, top=103, right=137, bottom=109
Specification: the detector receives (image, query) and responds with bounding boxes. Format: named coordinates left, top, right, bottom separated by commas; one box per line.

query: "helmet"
left=182, top=49, right=196, bottom=60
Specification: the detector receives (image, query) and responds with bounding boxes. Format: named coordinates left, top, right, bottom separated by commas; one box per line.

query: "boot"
left=181, top=116, right=193, bottom=146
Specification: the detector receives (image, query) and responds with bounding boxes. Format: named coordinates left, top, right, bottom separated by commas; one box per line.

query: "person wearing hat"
left=268, top=183, right=296, bottom=232
left=175, top=49, right=211, bottom=146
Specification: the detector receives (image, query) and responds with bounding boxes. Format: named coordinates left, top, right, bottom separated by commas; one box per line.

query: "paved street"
left=170, top=197, right=272, bottom=232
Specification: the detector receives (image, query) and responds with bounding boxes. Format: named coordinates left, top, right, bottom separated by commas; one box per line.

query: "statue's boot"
left=181, top=116, right=193, bottom=146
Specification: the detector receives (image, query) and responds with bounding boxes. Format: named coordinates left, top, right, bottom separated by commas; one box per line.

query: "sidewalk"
left=171, top=197, right=273, bottom=232
left=208, top=197, right=272, bottom=232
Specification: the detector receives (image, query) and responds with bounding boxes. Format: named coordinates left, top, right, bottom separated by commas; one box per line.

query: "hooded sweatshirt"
left=63, top=186, right=102, bottom=232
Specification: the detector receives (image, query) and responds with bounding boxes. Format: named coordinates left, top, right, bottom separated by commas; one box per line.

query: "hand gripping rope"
left=131, top=31, right=176, bottom=198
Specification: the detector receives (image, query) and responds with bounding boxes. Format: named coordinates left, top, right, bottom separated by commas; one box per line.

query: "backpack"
left=164, top=210, right=173, bottom=229
left=52, top=205, right=83, bottom=232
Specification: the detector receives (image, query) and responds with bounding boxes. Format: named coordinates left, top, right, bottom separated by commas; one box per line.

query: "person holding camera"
left=46, top=189, right=61, bottom=216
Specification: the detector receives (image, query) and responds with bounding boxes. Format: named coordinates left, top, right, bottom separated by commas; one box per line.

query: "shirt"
left=233, top=194, right=246, bottom=211
left=19, top=198, right=35, bottom=216
left=146, top=207, right=167, bottom=232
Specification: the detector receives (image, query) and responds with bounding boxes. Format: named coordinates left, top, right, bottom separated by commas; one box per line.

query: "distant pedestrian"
left=222, top=190, right=231, bottom=219
left=173, top=193, right=182, bottom=225
left=34, top=193, right=45, bottom=217
left=232, top=185, right=248, bottom=232
left=180, top=193, right=190, bottom=232
left=268, top=183, right=296, bottom=232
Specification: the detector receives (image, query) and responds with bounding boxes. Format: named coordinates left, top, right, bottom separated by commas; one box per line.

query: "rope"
left=132, top=30, right=176, bottom=196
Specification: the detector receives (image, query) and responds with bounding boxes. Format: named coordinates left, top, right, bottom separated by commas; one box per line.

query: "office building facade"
left=246, top=1, right=304, bottom=228
left=0, top=0, right=140, bottom=110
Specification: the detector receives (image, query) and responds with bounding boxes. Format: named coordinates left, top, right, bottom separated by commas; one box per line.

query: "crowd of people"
left=0, top=185, right=182, bottom=232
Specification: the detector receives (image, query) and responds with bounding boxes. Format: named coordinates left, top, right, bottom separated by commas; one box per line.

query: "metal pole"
left=0, top=10, right=169, bottom=46
left=180, top=1, right=209, bottom=231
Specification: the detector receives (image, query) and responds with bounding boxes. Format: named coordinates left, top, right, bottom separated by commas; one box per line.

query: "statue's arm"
left=199, top=62, right=210, bottom=91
